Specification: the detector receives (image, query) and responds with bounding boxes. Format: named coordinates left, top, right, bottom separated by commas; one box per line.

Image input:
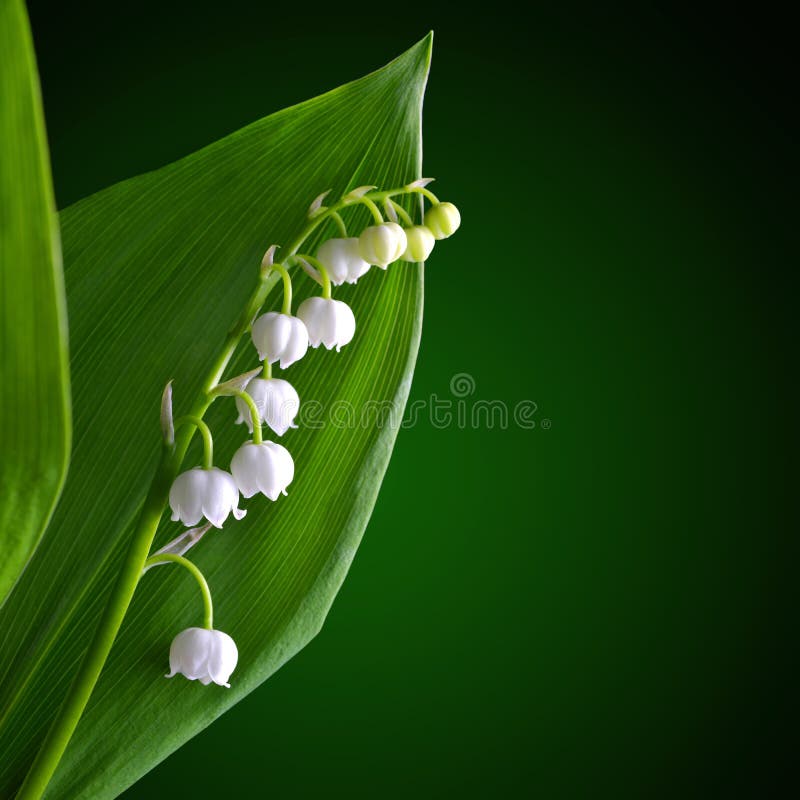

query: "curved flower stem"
left=330, top=210, right=348, bottom=237
left=268, top=262, right=293, bottom=315
left=16, top=179, right=429, bottom=800
left=359, top=196, right=384, bottom=224
left=406, top=186, right=440, bottom=205
left=232, top=389, right=262, bottom=444
left=389, top=199, right=414, bottom=226
left=295, top=254, right=333, bottom=300
left=174, top=415, right=213, bottom=469
left=143, top=553, right=214, bottom=630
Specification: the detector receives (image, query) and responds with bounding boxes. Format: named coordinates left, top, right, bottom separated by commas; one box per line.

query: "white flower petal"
left=317, top=238, right=370, bottom=286
left=231, top=442, right=262, bottom=498
left=207, top=630, right=238, bottom=688
left=332, top=299, right=355, bottom=351
left=166, top=628, right=237, bottom=687
left=252, top=312, right=309, bottom=368
left=231, top=441, right=293, bottom=501
left=170, top=467, right=243, bottom=529
left=167, top=627, right=212, bottom=680
left=169, top=468, right=208, bottom=527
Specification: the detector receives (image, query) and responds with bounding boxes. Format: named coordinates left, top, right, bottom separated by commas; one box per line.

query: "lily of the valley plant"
left=17, top=181, right=459, bottom=798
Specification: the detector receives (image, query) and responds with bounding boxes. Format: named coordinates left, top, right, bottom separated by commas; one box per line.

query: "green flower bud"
left=358, top=222, right=407, bottom=267
left=400, top=225, right=436, bottom=262
left=423, top=202, right=461, bottom=240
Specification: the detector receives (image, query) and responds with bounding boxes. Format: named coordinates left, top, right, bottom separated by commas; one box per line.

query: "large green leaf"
left=0, top=0, right=71, bottom=606
left=0, top=34, right=431, bottom=798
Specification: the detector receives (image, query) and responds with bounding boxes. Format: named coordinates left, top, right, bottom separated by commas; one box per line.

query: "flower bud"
left=166, top=627, right=238, bottom=688
left=231, top=441, right=294, bottom=500
left=316, top=237, right=371, bottom=285
left=358, top=222, right=408, bottom=267
left=169, top=467, right=246, bottom=528
left=235, top=377, right=299, bottom=437
left=400, top=225, right=436, bottom=262
left=251, top=312, right=309, bottom=369
left=296, top=296, right=355, bottom=351
left=423, top=202, right=461, bottom=239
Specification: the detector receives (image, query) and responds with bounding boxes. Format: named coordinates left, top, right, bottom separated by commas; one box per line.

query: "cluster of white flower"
left=157, top=182, right=460, bottom=687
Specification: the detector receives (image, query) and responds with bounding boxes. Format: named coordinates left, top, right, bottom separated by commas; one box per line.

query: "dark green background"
left=26, top=2, right=794, bottom=797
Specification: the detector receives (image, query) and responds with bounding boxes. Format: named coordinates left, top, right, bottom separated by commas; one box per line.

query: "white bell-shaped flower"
left=169, top=467, right=246, bottom=528
left=231, top=441, right=294, bottom=500
left=316, top=237, right=371, bottom=285
left=358, top=222, right=408, bottom=267
left=166, top=627, right=238, bottom=688
left=423, top=202, right=461, bottom=239
left=251, top=312, right=309, bottom=369
left=400, top=225, right=436, bottom=262
left=296, top=296, right=355, bottom=351
left=235, top=377, right=299, bottom=437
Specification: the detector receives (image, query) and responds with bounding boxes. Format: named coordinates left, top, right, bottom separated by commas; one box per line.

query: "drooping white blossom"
left=165, top=627, right=238, bottom=688
left=169, top=467, right=246, bottom=528
left=316, top=237, right=371, bottom=285
left=296, top=296, right=355, bottom=351
left=235, top=377, right=299, bottom=437
left=231, top=441, right=294, bottom=500
left=400, top=225, right=436, bottom=262
left=358, top=222, right=408, bottom=267
left=251, top=312, right=309, bottom=369
left=423, top=202, right=461, bottom=239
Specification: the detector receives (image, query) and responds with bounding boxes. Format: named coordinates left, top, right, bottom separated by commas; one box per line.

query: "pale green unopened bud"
left=423, top=202, right=461, bottom=239
left=400, top=225, right=436, bottom=262
left=358, top=222, right=407, bottom=267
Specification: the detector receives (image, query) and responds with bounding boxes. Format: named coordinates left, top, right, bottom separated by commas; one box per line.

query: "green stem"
left=360, top=196, right=384, bottom=224
left=331, top=211, right=348, bottom=237
left=389, top=199, right=414, bottom=226
left=232, top=389, right=262, bottom=444
left=269, top=262, right=293, bottom=315
left=174, top=415, right=214, bottom=469
left=143, top=553, right=214, bottom=629
left=16, top=449, right=176, bottom=800
left=408, top=186, right=440, bottom=205
left=263, top=360, right=273, bottom=379
left=16, top=179, right=429, bottom=800
left=296, top=254, right=332, bottom=300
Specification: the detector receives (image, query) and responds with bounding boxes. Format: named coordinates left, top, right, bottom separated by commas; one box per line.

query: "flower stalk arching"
left=263, top=260, right=294, bottom=316
left=143, top=553, right=214, bottom=630
left=16, top=178, right=460, bottom=800
left=232, top=389, right=263, bottom=444
left=174, top=415, right=214, bottom=470
left=359, top=195, right=384, bottom=225
left=331, top=210, right=348, bottom=237
left=295, top=254, right=333, bottom=299
left=388, top=198, right=414, bottom=227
